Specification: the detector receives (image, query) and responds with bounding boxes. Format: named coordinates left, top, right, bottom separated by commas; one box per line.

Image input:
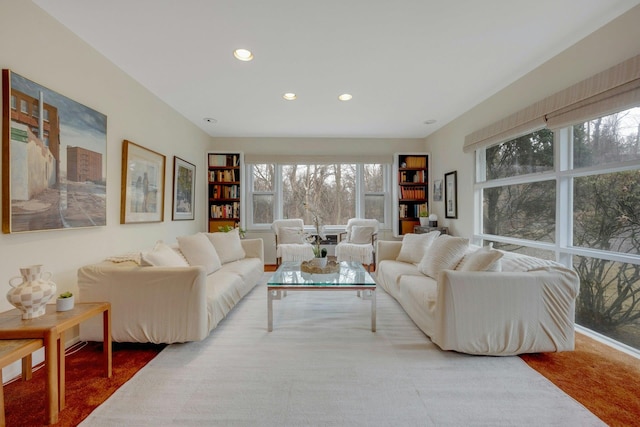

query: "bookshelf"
left=393, top=153, right=430, bottom=236
left=207, top=152, right=243, bottom=232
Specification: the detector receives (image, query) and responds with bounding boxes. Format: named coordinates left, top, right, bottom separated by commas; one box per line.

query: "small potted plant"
left=419, top=209, right=429, bottom=226
left=56, top=291, right=74, bottom=312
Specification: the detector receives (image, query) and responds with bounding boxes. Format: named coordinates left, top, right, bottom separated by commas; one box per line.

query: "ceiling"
left=33, top=0, right=640, bottom=139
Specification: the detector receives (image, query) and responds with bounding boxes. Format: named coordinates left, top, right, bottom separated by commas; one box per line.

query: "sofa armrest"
left=78, top=262, right=208, bottom=343
left=376, top=240, right=402, bottom=262
left=241, top=238, right=264, bottom=265
left=433, top=267, right=579, bottom=355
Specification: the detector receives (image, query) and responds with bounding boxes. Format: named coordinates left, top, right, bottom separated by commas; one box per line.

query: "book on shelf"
left=208, top=169, right=238, bottom=182
left=210, top=202, right=239, bottom=219
left=208, top=154, right=239, bottom=167
left=403, top=156, right=427, bottom=168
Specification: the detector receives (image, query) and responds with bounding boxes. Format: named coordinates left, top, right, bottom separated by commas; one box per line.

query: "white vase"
left=7, top=265, right=57, bottom=319
left=310, top=257, right=328, bottom=268
left=57, top=295, right=75, bottom=312
left=419, top=217, right=429, bottom=226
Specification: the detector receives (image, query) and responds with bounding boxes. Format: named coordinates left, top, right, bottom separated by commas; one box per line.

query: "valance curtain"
left=464, top=54, right=640, bottom=153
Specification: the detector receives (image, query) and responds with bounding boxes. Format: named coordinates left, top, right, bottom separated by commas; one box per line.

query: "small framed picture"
left=120, top=140, right=166, bottom=223
left=433, top=179, right=443, bottom=202
left=444, top=171, right=458, bottom=219
left=172, top=156, right=196, bottom=221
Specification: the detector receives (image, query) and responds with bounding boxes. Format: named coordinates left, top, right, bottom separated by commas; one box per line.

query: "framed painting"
left=172, top=156, right=195, bottom=221
left=444, top=171, right=458, bottom=219
left=2, top=69, right=107, bottom=233
left=433, top=179, right=443, bottom=202
left=120, top=140, right=166, bottom=224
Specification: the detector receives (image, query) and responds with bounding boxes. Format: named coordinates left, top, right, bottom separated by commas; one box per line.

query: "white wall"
left=425, top=4, right=640, bottom=238
left=210, top=137, right=427, bottom=262
left=0, top=2, right=210, bottom=315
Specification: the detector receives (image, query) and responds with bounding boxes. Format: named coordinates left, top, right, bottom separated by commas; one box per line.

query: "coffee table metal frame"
left=267, top=261, right=376, bottom=332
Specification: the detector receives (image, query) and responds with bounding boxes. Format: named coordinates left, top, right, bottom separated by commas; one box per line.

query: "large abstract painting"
left=2, top=69, right=107, bottom=233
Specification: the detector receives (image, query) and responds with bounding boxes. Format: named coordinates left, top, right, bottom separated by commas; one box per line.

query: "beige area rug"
left=81, top=274, right=604, bottom=426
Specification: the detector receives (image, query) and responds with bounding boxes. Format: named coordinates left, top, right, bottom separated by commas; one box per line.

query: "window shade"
left=464, top=54, right=640, bottom=153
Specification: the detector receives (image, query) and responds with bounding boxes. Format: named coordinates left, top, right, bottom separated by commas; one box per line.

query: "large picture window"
left=475, top=106, right=640, bottom=352
left=247, top=162, right=389, bottom=229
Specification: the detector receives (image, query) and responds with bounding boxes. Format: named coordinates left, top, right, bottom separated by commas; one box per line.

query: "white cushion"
left=279, top=226, right=305, bottom=244
left=350, top=226, right=374, bottom=244
left=418, top=235, right=469, bottom=279
left=140, top=241, right=189, bottom=267
left=456, top=244, right=503, bottom=272
left=177, top=233, right=222, bottom=274
left=207, top=228, right=246, bottom=264
left=396, top=231, right=441, bottom=265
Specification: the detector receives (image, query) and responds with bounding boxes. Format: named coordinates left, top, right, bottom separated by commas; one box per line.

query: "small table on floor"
left=267, top=261, right=377, bottom=332
left=0, top=338, right=44, bottom=425
left=0, top=302, right=112, bottom=425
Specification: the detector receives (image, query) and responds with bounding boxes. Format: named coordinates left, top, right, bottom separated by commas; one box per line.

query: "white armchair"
left=335, top=218, right=379, bottom=271
left=271, top=219, right=315, bottom=266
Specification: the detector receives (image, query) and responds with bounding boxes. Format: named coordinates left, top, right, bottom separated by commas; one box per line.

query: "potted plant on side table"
left=56, top=291, right=74, bottom=312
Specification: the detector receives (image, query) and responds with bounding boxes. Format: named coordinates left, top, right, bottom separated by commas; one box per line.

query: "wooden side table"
left=0, top=338, right=43, bottom=425
left=0, top=302, right=111, bottom=425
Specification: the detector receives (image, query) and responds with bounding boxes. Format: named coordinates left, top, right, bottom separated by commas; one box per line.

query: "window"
left=32, top=103, right=39, bottom=118
left=10, top=95, right=16, bottom=110
left=43, top=108, right=49, bottom=122
left=475, top=106, right=640, bottom=352
left=20, top=99, right=28, bottom=114
left=246, top=162, right=389, bottom=228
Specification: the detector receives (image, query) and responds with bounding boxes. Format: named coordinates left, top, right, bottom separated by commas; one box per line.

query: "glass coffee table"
left=267, top=261, right=377, bottom=332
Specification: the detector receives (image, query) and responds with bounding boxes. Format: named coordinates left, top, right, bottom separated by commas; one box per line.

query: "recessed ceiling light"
left=203, top=117, right=217, bottom=124
left=338, top=93, right=353, bottom=101
left=233, top=48, right=254, bottom=61
left=423, top=119, right=437, bottom=125
left=283, top=93, right=297, bottom=101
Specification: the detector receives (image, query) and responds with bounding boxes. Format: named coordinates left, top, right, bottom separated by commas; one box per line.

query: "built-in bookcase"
left=393, top=153, right=430, bottom=236
left=207, top=152, right=243, bottom=232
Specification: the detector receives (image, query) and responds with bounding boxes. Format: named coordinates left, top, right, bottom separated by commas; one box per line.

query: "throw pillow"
left=349, top=226, right=374, bottom=244
left=177, top=233, right=222, bottom=274
left=418, top=235, right=469, bottom=279
left=279, top=226, right=305, bottom=244
left=456, top=244, right=503, bottom=272
left=207, top=228, right=246, bottom=264
left=140, top=241, right=190, bottom=267
left=396, top=231, right=441, bottom=265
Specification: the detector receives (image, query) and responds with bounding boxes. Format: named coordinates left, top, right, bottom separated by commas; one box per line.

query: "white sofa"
left=78, top=232, right=264, bottom=344
left=376, top=235, right=580, bottom=356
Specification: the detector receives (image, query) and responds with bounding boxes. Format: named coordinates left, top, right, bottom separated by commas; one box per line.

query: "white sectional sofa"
left=376, top=233, right=580, bottom=356
left=78, top=230, right=263, bottom=344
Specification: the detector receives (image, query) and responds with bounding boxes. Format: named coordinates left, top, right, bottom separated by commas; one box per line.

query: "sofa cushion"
left=396, top=231, right=440, bottom=264
left=418, top=235, right=469, bottom=279
left=207, top=229, right=246, bottom=264
left=177, top=233, right=222, bottom=274
left=279, top=226, right=305, bottom=244
left=500, top=251, right=562, bottom=272
left=141, top=241, right=189, bottom=267
left=350, top=226, right=374, bottom=244
left=456, top=244, right=503, bottom=272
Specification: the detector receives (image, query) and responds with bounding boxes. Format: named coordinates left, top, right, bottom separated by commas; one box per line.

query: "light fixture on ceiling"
left=233, top=48, right=254, bottom=61
left=203, top=117, right=217, bottom=124
left=423, top=119, right=437, bottom=125
left=283, top=93, right=297, bottom=101
left=338, top=93, right=353, bottom=101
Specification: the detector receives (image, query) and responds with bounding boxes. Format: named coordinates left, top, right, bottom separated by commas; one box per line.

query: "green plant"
left=218, top=225, right=246, bottom=238
left=419, top=210, right=429, bottom=217
left=59, top=291, right=73, bottom=299
left=313, top=247, right=328, bottom=258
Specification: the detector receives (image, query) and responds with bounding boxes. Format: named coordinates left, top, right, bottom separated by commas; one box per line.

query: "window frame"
left=475, top=121, right=640, bottom=266
left=245, top=162, right=391, bottom=231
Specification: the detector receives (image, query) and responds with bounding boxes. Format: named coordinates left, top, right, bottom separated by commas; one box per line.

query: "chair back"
left=345, top=218, right=379, bottom=242
left=271, top=219, right=305, bottom=243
